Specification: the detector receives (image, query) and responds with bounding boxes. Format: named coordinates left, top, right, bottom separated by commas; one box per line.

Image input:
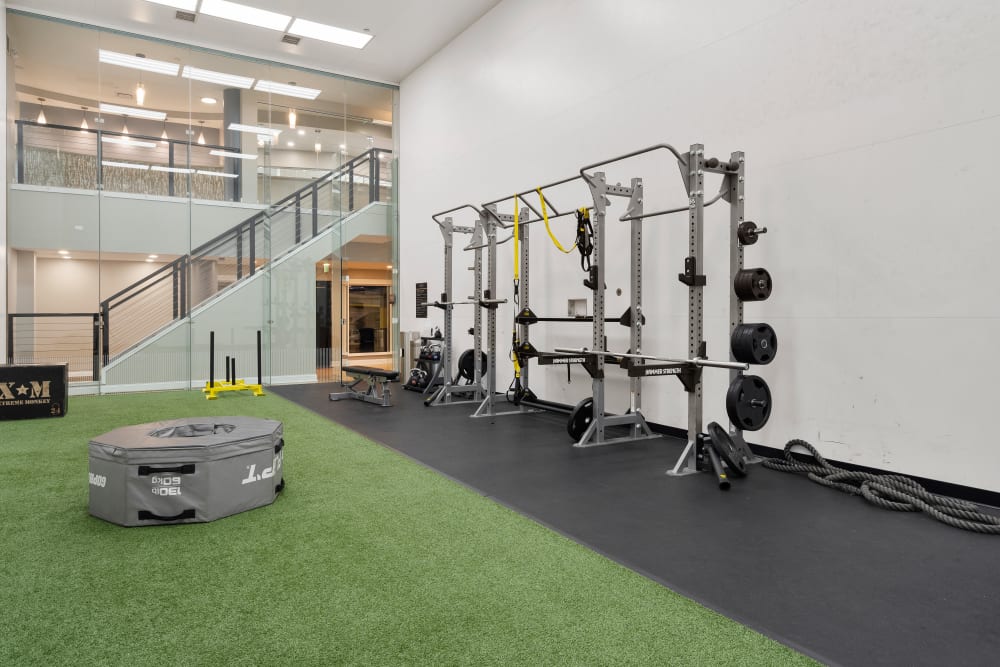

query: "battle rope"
left=763, top=440, right=1000, bottom=534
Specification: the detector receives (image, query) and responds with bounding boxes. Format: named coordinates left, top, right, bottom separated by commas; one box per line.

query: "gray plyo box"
left=88, top=416, right=283, bottom=527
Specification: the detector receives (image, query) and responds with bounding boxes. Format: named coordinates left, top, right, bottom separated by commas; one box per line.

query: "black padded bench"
left=329, top=366, right=400, bottom=407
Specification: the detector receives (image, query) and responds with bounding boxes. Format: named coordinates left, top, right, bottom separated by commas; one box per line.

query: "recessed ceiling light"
left=58, top=249, right=69, bottom=255
left=297, top=129, right=305, bottom=136
left=73, top=225, right=84, bottom=231
left=228, top=122, right=281, bottom=137
left=98, top=49, right=179, bottom=76
left=145, top=258, right=154, bottom=262
left=287, top=18, right=373, bottom=49
left=196, top=170, right=239, bottom=178
left=99, top=102, right=166, bottom=121
left=254, top=80, right=321, bottom=100
left=182, top=66, right=254, bottom=89
left=201, top=97, right=218, bottom=105
left=148, top=254, right=159, bottom=259
left=62, top=255, right=72, bottom=260
left=102, top=161, right=151, bottom=170
left=144, top=0, right=198, bottom=10
left=287, top=141, right=294, bottom=147
left=339, top=144, right=346, bottom=149
left=371, top=119, right=392, bottom=126
left=210, top=149, right=258, bottom=159
left=200, top=0, right=291, bottom=32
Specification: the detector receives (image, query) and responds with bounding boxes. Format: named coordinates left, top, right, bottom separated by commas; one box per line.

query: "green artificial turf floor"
left=0, top=390, right=815, bottom=666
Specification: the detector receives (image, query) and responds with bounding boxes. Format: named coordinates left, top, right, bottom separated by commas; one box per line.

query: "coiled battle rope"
left=763, top=440, right=1000, bottom=534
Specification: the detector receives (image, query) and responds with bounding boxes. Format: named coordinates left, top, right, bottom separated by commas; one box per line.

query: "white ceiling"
left=8, top=0, right=501, bottom=84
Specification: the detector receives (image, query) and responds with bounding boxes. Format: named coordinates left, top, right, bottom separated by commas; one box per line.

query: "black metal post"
left=348, top=163, right=355, bottom=211
left=236, top=226, right=244, bottom=280
left=6, top=315, right=13, bottom=364
left=225, top=355, right=231, bottom=383
left=369, top=151, right=377, bottom=203
left=311, top=183, right=318, bottom=237
left=96, top=130, right=103, bottom=190
left=101, top=304, right=110, bottom=366
left=295, top=192, right=302, bottom=244
left=91, top=314, right=100, bottom=381
left=180, top=257, right=188, bottom=317
left=209, top=331, right=215, bottom=389
left=231, top=357, right=236, bottom=383
left=172, top=263, right=180, bottom=318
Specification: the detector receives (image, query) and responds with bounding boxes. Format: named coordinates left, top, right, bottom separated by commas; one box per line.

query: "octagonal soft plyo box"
left=88, top=417, right=284, bottom=527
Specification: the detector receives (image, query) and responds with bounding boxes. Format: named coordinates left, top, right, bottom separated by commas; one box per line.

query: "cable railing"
left=6, top=313, right=102, bottom=381
left=97, top=147, right=391, bottom=365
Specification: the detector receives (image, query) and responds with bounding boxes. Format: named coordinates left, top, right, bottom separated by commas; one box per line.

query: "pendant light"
left=122, top=116, right=130, bottom=138
left=160, top=118, right=169, bottom=144
left=288, top=108, right=296, bottom=129
left=80, top=106, right=89, bottom=131
left=197, top=120, right=206, bottom=145
left=36, top=98, right=47, bottom=125
left=136, top=82, right=146, bottom=106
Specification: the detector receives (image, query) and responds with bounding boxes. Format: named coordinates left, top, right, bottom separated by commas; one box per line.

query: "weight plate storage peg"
left=707, top=421, right=748, bottom=477
left=734, top=268, right=772, bottom=301
left=726, top=375, right=772, bottom=431
left=567, top=397, right=594, bottom=441
left=731, top=323, right=778, bottom=365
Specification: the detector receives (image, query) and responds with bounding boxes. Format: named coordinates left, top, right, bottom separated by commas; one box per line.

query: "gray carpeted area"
left=273, top=382, right=1000, bottom=667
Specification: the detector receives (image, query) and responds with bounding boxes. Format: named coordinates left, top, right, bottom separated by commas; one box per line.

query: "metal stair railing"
left=99, top=148, right=391, bottom=364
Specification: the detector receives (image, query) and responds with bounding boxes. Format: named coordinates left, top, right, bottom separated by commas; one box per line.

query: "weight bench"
left=329, top=366, right=399, bottom=407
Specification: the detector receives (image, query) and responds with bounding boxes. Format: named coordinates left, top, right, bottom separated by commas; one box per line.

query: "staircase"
left=98, top=148, right=390, bottom=367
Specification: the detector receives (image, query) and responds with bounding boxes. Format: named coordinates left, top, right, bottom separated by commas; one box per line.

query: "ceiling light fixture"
left=160, top=119, right=169, bottom=144
left=196, top=170, right=238, bottom=178
left=297, top=129, right=306, bottom=136
left=36, top=98, right=47, bottom=125
left=80, top=106, right=89, bottom=130
left=254, top=80, right=321, bottom=100
left=98, top=49, right=179, bottom=76
left=288, top=108, right=296, bottom=129
left=102, top=136, right=158, bottom=148
left=144, top=0, right=198, bottom=10
left=136, top=82, right=146, bottom=106
left=199, top=0, right=291, bottom=32
left=228, top=122, right=281, bottom=137
left=339, top=143, right=346, bottom=150
left=197, top=121, right=206, bottom=145
left=182, top=65, right=254, bottom=88
left=148, top=254, right=159, bottom=259
left=314, top=142, right=321, bottom=152
left=102, top=160, right=150, bottom=170
left=201, top=97, right=217, bottom=105
left=152, top=166, right=195, bottom=174
left=209, top=149, right=258, bottom=159
left=286, top=141, right=294, bottom=147
left=121, top=117, right=130, bottom=135
left=58, top=250, right=69, bottom=255
left=371, top=119, right=392, bottom=127
left=99, top=103, right=166, bottom=121
left=62, top=255, right=72, bottom=260
left=287, top=17, right=373, bottom=49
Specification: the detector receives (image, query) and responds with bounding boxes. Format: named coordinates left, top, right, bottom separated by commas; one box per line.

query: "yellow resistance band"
left=513, top=196, right=519, bottom=282
left=537, top=188, right=576, bottom=254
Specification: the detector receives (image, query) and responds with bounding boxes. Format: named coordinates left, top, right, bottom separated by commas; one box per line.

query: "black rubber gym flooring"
left=273, top=383, right=1000, bottom=667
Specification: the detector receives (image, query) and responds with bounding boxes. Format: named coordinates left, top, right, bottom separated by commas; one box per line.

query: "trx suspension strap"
left=537, top=188, right=577, bottom=254
left=575, top=208, right=595, bottom=272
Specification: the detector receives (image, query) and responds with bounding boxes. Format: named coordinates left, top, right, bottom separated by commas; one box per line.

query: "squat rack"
left=476, top=142, right=756, bottom=470
left=425, top=205, right=507, bottom=407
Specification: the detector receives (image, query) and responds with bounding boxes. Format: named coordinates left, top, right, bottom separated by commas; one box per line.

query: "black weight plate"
left=457, top=349, right=488, bottom=382
left=734, top=268, right=772, bottom=301
left=731, top=323, right=777, bottom=365
left=707, top=421, right=747, bottom=477
left=726, top=374, right=772, bottom=431
left=567, top=397, right=594, bottom=441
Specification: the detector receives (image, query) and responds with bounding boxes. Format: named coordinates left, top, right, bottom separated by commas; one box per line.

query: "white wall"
left=399, top=0, right=1000, bottom=490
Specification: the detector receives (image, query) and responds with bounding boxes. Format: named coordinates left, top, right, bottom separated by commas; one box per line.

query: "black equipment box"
left=0, top=364, right=68, bottom=420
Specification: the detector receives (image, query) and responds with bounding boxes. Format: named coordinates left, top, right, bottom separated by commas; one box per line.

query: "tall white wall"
left=399, top=0, right=1000, bottom=490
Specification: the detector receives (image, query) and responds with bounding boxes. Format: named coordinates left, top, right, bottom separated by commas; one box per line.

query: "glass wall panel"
left=6, top=10, right=396, bottom=393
